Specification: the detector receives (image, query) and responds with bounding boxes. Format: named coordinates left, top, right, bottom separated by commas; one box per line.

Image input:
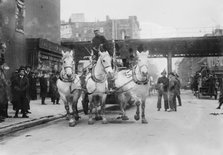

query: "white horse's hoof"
left=69, top=119, right=76, bottom=127
left=66, top=115, right=69, bottom=120
left=88, top=119, right=94, bottom=125
left=75, top=115, right=81, bottom=121
left=121, top=115, right=129, bottom=120
left=134, top=115, right=140, bottom=121
left=95, top=116, right=103, bottom=121
left=102, top=118, right=108, bottom=124
left=141, top=118, right=148, bottom=124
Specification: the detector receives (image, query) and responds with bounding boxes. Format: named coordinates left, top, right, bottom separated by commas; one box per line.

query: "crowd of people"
left=156, top=69, right=181, bottom=112
left=0, top=64, right=61, bottom=122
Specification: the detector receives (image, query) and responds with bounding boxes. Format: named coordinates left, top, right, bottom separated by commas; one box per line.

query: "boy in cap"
left=156, top=69, right=169, bottom=111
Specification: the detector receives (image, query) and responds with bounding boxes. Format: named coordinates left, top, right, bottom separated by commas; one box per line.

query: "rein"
left=59, top=70, right=75, bottom=83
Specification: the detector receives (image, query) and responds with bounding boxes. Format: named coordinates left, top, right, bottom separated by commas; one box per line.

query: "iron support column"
left=167, top=52, right=172, bottom=74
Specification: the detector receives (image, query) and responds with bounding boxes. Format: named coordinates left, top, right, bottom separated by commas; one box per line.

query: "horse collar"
left=132, top=65, right=148, bottom=85
left=91, top=65, right=106, bottom=83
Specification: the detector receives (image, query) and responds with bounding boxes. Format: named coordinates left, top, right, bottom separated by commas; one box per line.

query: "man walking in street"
left=39, top=71, right=48, bottom=105
left=156, top=69, right=169, bottom=111
left=175, top=73, right=182, bottom=106
left=168, top=72, right=178, bottom=112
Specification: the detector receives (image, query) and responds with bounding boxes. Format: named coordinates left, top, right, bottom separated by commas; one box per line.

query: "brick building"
left=0, top=0, right=62, bottom=76
left=24, top=0, right=61, bottom=43
left=61, top=15, right=140, bottom=41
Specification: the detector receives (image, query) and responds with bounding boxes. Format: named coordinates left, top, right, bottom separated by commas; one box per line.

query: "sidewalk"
left=0, top=98, right=69, bottom=137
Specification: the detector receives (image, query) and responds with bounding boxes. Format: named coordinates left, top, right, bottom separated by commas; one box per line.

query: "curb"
left=0, top=105, right=119, bottom=137
left=0, top=114, right=65, bottom=137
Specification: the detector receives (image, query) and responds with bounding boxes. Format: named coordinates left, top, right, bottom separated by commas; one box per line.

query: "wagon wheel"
left=82, top=93, right=89, bottom=115
left=215, top=95, right=217, bottom=100
left=214, top=88, right=218, bottom=100
left=197, top=92, right=201, bottom=99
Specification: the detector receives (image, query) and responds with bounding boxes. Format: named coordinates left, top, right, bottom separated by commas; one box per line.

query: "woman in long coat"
left=39, top=71, right=48, bottom=105
left=29, top=72, right=37, bottom=100
left=50, top=72, right=60, bottom=104
left=12, top=67, right=29, bottom=118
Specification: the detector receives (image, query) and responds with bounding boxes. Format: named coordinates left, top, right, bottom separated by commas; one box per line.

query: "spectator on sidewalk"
left=168, top=72, right=178, bottom=112
left=217, top=78, right=223, bottom=109
left=175, top=73, right=182, bottom=106
left=10, top=69, right=18, bottom=110
left=49, top=71, right=54, bottom=103
left=29, top=71, right=37, bottom=100
left=25, top=65, right=32, bottom=114
left=0, top=63, right=10, bottom=122
left=51, top=71, right=60, bottom=104
left=156, top=69, right=169, bottom=111
left=39, top=71, right=48, bottom=105
left=12, top=66, right=29, bottom=118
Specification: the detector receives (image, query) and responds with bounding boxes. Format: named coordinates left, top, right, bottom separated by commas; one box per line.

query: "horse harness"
left=132, top=65, right=149, bottom=85
left=59, top=70, right=83, bottom=94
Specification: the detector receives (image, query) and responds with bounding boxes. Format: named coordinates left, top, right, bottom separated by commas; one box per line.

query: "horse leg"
left=62, top=97, right=70, bottom=121
left=134, top=99, right=140, bottom=121
left=101, top=95, right=108, bottom=124
left=141, top=99, right=148, bottom=124
left=73, top=91, right=82, bottom=121
left=88, top=95, right=94, bottom=125
left=119, top=93, right=129, bottom=120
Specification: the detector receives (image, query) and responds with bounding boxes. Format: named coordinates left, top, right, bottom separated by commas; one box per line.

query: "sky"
left=60, top=0, right=223, bottom=73
left=61, top=0, right=223, bottom=38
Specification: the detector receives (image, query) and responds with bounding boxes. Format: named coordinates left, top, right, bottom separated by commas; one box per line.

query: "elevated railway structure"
left=61, top=36, right=223, bottom=73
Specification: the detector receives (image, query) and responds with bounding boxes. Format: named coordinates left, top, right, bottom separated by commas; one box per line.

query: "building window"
left=75, top=23, right=79, bottom=28
left=100, top=27, right=104, bottom=33
left=76, top=33, right=79, bottom=37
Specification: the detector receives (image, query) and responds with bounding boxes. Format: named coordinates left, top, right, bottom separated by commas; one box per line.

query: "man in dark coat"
left=12, top=66, right=29, bottom=118
left=0, top=64, right=9, bottom=122
left=25, top=65, right=32, bottom=113
left=92, top=29, right=110, bottom=61
left=29, top=71, right=37, bottom=100
left=50, top=71, right=60, bottom=104
left=168, top=72, right=178, bottom=112
left=175, top=74, right=182, bottom=106
left=39, top=71, right=48, bottom=105
left=156, top=69, right=169, bottom=111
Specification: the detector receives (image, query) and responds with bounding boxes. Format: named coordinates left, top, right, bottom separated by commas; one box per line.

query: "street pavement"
left=0, top=98, right=67, bottom=137
left=1, top=90, right=223, bottom=155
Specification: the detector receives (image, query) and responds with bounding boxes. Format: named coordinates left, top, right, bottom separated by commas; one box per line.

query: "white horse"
left=57, top=50, right=82, bottom=127
left=113, top=51, right=150, bottom=124
left=85, top=51, right=113, bottom=125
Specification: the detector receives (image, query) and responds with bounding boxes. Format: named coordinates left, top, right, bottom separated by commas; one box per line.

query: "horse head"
left=136, top=50, right=149, bottom=77
left=98, top=51, right=113, bottom=77
left=62, top=50, right=75, bottom=78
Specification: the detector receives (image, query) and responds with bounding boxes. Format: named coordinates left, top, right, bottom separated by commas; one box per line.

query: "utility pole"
left=112, top=20, right=116, bottom=70
left=167, top=51, right=172, bottom=74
